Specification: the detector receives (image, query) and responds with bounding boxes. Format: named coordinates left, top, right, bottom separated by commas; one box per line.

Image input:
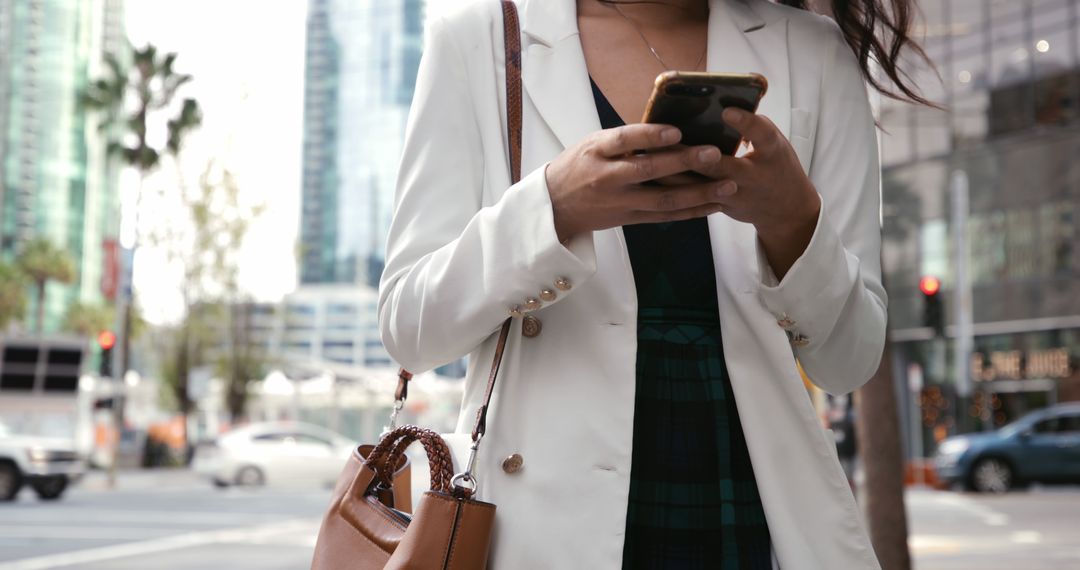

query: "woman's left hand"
left=696, top=107, right=822, bottom=279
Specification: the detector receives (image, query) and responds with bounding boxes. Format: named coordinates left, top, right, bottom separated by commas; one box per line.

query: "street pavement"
left=0, top=469, right=329, bottom=569
left=908, top=485, right=1080, bottom=570
left=0, top=470, right=1077, bottom=569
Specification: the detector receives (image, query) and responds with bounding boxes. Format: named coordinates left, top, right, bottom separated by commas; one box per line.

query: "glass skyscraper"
left=299, top=0, right=424, bottom=288
left=296, top=0, right=465, bottom=377
left=879, top=0, right=1080, bottom=455
left=0, top=0, right=123, bottom=332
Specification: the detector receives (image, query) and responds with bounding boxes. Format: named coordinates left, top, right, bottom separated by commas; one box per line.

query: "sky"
left=123, top=0, right=308, bottom=324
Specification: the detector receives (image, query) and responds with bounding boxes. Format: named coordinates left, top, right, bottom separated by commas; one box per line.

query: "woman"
left=379, top=0, right=927, bottom=568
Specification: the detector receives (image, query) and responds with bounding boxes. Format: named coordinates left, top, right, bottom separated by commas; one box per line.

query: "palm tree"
left=83, top=45, right=202, bottom=172
left=83, top=44, right=202, bottom=380
left=0, top=262, right=28, bottom=331
left=17, top=239, right=76, bottom=334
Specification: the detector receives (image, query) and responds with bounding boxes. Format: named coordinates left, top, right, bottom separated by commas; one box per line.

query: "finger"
left=630, top=202, right=727, bottom=225
left=693, top=153, right=752, bottom=182
left=624, top=180, right=737, bottom=212
left=651, top=172, right=708, bottom=187
left=722, top=108, right=782, bottom=155
left=611, top=145, right=722, bottom=184
left=593, top=124, right=682, bottom=157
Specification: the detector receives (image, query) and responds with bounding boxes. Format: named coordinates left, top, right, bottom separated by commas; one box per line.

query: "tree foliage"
left=62, top=302, right=113, bottom=338
left=0, top=263, right=28, bottom=330
left=150, top=160, right=267, bottom=421
left=17, top=239, right=76, bottom=334
left=83, top=44, right=202, bottom=172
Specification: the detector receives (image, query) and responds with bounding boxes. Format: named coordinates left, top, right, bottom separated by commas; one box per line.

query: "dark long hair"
left=596, top=0, right=934, bottom=107
left=779, top=0, right=934, bottom=107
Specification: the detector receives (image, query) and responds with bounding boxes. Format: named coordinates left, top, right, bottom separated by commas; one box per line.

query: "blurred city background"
left=0, top=0, right=1078, bottom=569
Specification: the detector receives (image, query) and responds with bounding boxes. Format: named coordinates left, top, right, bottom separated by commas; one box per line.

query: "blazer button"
left=502, top=453, right=524, bottom=474
left=790, top=334, right=810, bottom=347
left=554, top=277, right=572, bottom=291
left=522, top=315, right=542, bottom=338
left=777, top=316, right=797, bottom=329
left=523, top=297, right=542, bottom=311
left=539, top=288, right=557, bottom=302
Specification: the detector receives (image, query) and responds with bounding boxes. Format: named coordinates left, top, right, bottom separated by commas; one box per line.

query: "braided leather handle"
left=365, top=425, right=455, bottom=494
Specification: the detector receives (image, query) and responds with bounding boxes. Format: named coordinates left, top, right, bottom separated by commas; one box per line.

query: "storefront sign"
left=971, top=348, right=1071, bottom=382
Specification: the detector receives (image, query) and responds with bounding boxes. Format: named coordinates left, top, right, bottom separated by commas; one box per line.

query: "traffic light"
left=919, top=276, right=944, bottom=336
left=98, top=330, right=116, bottom=378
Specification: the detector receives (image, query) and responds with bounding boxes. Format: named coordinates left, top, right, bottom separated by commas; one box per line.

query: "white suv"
left=0, top=421, right=85, bottom=501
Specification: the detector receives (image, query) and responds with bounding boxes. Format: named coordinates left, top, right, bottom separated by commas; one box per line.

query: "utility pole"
left=950, top=170, right=979, bottom=432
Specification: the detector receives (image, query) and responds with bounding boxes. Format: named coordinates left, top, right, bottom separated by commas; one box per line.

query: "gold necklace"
left=609, top=3, right=707, bottom=71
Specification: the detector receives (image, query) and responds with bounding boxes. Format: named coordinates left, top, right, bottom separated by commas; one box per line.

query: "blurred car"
left=0, top=420, right=84, bottom=501
left=193, top=422, right=356, bottom=488
left=934, top=403, right=1080, bottom=493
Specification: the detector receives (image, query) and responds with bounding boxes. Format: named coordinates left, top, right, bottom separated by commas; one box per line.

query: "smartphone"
left=641, top=71, right=768, bottom=155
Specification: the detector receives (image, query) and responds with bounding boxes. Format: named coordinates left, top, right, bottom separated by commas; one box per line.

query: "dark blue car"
left=934, top=403, right=1080, bottom=493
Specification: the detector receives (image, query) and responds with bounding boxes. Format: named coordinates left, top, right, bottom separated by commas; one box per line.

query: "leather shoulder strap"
left=396, top=0, right=522, bottom=445
left=502, top=0, right=522, bottom=185
left=469, top=0, right=522, bottom=442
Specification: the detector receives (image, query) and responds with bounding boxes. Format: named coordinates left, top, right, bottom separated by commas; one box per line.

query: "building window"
left=287, top=304, right=316, bottom=316
left=326, top=303, right=357, bottom=316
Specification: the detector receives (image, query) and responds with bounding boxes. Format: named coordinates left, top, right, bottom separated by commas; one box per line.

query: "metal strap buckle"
left=450, top=435, right=482, bottom=496
left=381, top=399, right=406, bottom=436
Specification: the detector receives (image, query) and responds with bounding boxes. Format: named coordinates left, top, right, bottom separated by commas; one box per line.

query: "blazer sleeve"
left=378, top=16, right=598, bottom=373
left=754, top=26, right=888, bottom=395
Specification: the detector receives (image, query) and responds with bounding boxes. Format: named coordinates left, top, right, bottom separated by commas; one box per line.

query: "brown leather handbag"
left=311, top=425, right=498, bottom=570
left=311, top=2, right=522, bottom=568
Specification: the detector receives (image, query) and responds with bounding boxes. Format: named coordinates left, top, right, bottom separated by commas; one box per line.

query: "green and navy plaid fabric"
left=621, top=309, right=773, bottom=569
left=591, top=79, right=773, bottom=569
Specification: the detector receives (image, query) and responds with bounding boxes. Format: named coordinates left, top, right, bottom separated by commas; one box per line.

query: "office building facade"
left=295, top=0, right=457, bottom=375
left=0, top=0, right=123, bottom=332
left=299, top=0, right=424, bottom=288
left=879, top=0, right=1080, bottom=453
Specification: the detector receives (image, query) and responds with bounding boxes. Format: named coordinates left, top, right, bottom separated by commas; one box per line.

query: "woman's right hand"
left=544, top=124, right=735, bottom=243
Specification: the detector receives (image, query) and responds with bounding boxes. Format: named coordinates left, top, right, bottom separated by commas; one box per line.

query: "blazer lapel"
left=707, top=0, right=793, bottom=293
left=520, top=0, right=601, bottom=150
left=708, top=0, right=791, bottom=141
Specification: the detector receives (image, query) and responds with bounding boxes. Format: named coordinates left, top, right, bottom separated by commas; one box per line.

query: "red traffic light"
left=97, top=330, right=117, bottom=350
left=919, top=276, right=941, bottom=297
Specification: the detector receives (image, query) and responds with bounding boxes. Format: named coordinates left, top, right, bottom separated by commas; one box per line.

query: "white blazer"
left=379, top=0, right=887, bottom=568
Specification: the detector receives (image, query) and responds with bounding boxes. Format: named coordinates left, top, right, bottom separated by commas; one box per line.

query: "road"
left=908, top=485, right=1080, bottom=570
left=0, top=471, right=1078, bottom=569
left=0, top=470, right=328, bottom=570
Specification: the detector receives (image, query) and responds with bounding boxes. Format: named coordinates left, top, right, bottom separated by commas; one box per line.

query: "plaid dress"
left=590, top=80, right=773, bottom=570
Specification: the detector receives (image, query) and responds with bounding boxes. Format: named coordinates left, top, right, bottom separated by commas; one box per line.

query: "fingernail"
left=697, top=146, right=721, bottom=163
left=715, top=182, right=737, bottom=197
left=723, top=108, right=745, bottom=124
left=661, top=127, right=681, bottom=144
